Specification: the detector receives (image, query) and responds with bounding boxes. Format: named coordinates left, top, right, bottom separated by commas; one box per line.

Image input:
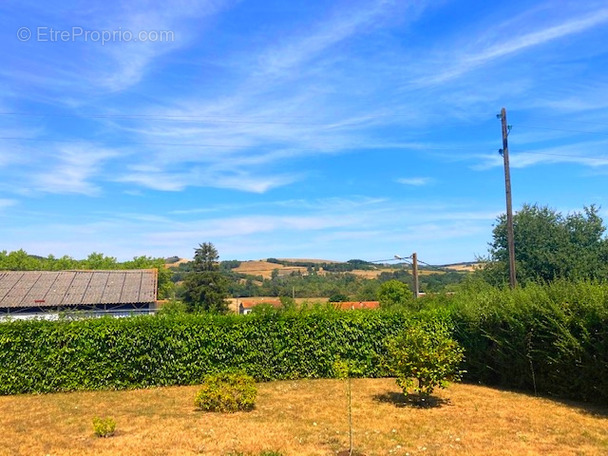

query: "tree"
left=84, top=252, right=118, bottom=269
left=377, top=280, right=412, bottom=308
left=0, top=249, right=39, bottom=270
left=192, top=243, right=219, bottom=272
left=386, top=320, right=464, bottom=401
left=328, top=292, right=349, bottom=302
left=182, top=243, right=229, bottom=313
left=483, top=204, right=608, bottom=285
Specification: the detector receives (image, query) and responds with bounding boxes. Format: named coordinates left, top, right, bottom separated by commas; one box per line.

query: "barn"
left=0, top=269, right=158, bottom=320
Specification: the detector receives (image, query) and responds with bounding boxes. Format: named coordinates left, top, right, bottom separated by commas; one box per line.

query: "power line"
left=517, top=124, right=608, bottom=137
left=0, top=110, right=422, bottom=126
left=415, top=259, right=447, bottom=271
left=512, top=149, right=608, bottom=161
left=0, top=136, right=260, bottom=148
left=0, top=136, right=497, bottom=153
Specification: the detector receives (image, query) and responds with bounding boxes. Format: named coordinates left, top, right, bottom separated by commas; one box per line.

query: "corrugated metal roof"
left=0, top=270, right=157, bottom=308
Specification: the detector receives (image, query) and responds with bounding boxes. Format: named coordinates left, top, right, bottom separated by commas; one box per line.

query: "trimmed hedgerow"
left=421, top=280, right=608, bottom=405
left=0, top=307, right=411, bottom=394
left=2, top=281, right=608, bottom=406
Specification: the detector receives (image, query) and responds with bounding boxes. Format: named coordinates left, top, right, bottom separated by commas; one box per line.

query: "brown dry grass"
left=1, top=379, right=607, bottom=456
left=234, top=261, right=308, bottom=279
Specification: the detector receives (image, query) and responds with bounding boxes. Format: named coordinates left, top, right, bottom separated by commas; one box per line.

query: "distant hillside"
left=439, top=262, right=481, bottom=272
left=165, top=257, right=477, bottom=278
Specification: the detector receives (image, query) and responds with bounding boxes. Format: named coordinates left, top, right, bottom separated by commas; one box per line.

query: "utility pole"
left=412, top=252, right=419, bottom=299
left=394, top=253, right=420, bottom=298
left=498, top=107, right=517, bottom=288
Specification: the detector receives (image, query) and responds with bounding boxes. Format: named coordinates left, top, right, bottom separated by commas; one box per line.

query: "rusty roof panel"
left=0, top=270, right=157, bottom=308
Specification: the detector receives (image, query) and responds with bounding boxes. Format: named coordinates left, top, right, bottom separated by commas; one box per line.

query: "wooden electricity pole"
left=499, top=107, right=517, bottom=288
left=412, top=252, right=420, bottom=298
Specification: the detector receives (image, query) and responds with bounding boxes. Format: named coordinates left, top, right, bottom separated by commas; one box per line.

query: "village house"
left=238, top=299, right=282, bottom=315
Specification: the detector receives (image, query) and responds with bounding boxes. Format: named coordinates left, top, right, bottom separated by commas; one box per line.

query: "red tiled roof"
left=240, top=299, right=282, bottom=309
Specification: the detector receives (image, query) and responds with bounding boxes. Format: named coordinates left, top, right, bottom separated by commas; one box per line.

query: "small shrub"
left=194, top=372, right=257, bottom=412
left=92, top=416, right=116, bottom=437
left=386, top=320, right=464, bottom=398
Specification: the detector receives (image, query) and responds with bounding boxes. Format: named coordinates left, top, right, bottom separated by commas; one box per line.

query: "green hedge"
left=0, top=308, right=411, bottom=394
left=433, top=280, right=608, bottom=404
left=2, top=282, right=608, bottom=406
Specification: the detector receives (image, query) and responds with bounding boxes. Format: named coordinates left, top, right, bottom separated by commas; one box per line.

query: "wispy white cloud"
left=397, top=177, right=433, bottom=186
left=471, top=139, right=608, bottom=170
left=116, top=164, right=299, bottom=193
left=89, top=1, right=228, bottom=91
left=256, top=0, right=415, bottom=78
left=413, top=7, right=608, bottom=85
left=0, top=198, right=17, bottom=209
left=0, top=0, right=233, bottom=97
left=31, top=145, right=118, bottom=195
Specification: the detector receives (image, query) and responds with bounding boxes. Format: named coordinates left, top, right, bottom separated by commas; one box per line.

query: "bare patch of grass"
left=0, top=379, right=606, bottom=455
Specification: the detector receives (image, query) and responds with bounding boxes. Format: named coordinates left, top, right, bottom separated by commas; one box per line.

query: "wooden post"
left=412, top=252, right=419, bottom=298
left=499, top=107, right=517, bottom=288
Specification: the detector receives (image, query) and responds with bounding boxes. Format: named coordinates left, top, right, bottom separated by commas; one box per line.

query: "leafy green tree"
left=377, top=280, right=412, bottom=308
left=0, top=249, right=40, bottom=270
left=328, top=292, right=349, bottom=302
left=271, top=268, right=280, bottom=280
left=182, top=243, right=229, bottom=313
left=386, top=321, right=464, bottom=400
left=483, top=204, right=608, bottom=284
left=84, top=252, right=118, bottom=269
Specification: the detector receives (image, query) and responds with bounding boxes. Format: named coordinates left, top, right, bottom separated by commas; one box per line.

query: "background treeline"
left=0, top=248, right=465, bottom=302
left=170, top=260, right=464, bottom=299
left=266, top=258, right=377, bottom=272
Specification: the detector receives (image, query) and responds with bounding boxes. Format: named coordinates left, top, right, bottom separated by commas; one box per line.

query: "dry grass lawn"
left=1, top=379, right=606, bottom=456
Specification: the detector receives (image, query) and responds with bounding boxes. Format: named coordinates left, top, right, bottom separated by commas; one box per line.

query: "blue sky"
left=2, top=1, right=608, bottom=264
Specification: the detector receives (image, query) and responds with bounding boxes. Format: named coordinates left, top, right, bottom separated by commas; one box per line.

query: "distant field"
left=167, top=258, right=471, bottom=279
left=277, top=258, right=340, bottom=264
left=442, top=263, right=481, bottom=272
left=1, top=378, right=606, bottom=455
left=234, top=260, right=308, bottom=279
left=234, top=259, right=417, bottom=280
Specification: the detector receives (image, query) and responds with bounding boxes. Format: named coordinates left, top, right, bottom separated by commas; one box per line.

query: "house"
left=238, top=299, right=282, bottom=315
left=333, top=301, right=380, bottom=310
left=0, top=269, right=158, bottom=320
